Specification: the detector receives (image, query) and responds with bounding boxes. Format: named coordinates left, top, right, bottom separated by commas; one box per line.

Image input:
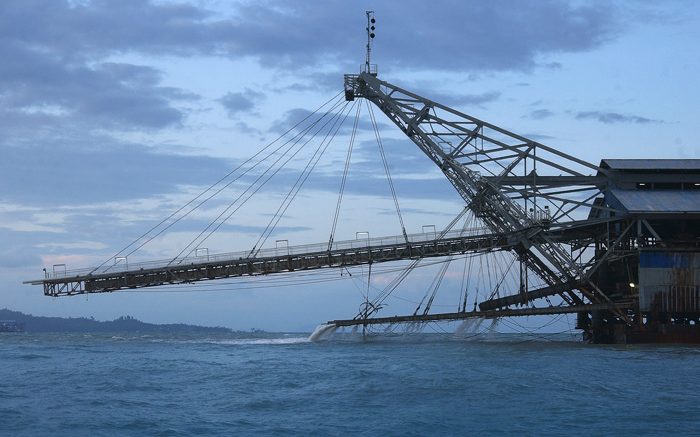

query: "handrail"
left=37, top=227, right=491, bottom=280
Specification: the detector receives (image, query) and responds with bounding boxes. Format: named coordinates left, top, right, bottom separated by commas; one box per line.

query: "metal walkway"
left=26, top=228, right=522, bottom=297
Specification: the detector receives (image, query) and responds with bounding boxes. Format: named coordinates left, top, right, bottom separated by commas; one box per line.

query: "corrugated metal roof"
left=601, top=159, right=700, bottom=171
left=608, top=188, right=700, bottom=213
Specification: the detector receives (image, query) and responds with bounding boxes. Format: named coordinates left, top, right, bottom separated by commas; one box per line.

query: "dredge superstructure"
left=26, top=15, right=700, bottom=343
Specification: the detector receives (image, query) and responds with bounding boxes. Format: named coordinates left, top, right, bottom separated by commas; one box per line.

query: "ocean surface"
left=2, top=330, right=700, bottom=436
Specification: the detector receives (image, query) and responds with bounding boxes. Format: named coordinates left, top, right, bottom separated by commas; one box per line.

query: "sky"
left=1, top=0, right=699, bottom=332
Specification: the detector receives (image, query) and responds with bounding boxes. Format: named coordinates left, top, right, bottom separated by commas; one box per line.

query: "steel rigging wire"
left=91, top=91, right=345, bottom=273
left=248, top=100, right=359, bottom=258
left=169, top=98, right=353, bottom=264
left=328, top=103, right=362, bottom=251
left=93, top=87, right=555, bottom=331
left=366, top=100, right=408, bottom=242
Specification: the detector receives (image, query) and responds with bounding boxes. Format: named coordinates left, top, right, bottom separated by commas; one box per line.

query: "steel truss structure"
left=344, top=72, right=628, bottom=320
left=28, top=68, right=700, bottom=343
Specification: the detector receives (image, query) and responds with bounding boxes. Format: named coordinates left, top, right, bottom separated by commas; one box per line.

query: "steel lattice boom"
left=344, top=72, right=624, bottom=316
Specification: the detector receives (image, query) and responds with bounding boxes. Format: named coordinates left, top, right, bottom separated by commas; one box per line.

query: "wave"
left=184, top=337, right=311, bottom=346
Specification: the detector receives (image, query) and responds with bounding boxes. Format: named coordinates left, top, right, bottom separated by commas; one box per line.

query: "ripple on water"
left=1, top=332, right=700, bottom=435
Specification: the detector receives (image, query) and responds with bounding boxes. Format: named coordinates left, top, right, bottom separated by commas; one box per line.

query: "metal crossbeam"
left=328, top=302, right=633, bottom=327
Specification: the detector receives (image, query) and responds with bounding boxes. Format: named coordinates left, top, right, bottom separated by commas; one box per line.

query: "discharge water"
left=308, top=323, right=337, bottom=341
left=2, top=331, right=699, bottom=435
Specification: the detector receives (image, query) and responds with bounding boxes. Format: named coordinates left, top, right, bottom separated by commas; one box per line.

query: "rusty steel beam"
left=478, top=281, right=582, bottom=311
left=328, top=303, right=633, bottom=327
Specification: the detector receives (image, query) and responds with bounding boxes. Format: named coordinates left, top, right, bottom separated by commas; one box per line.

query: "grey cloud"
left=273, top=72, right=346, bottom=94
left=417, top=90, right=501, bottom=108
left=542, top=62, right=563, bottom=70
left=0, top=0, right=212, bottom=60
left=524, top=133, right=557, bottom=142
left=1, top=1, right=629, bottom=74
left=0, top=246, right=43, bottom=269
left=0, top=139, right=234, bottom=206
left=0, top=228, right=63, bottom=270
left=575, top=111, right=662, bottom=124
left=527, top=109, right=556, bottom=120
left=0, top=0, right=210, bottom=132
left=0, top=44, right=193, bottom=129
left=0, top=0, right=638, bottom=134
left=233, top=121, right=263, bottom=136
left=219, top=89, right=266, bottom=117
left=269, top=108, right=329, bottom=134
left=222, top=0, right=625, bottom=73
left=453, top=92, right=501, bottom=106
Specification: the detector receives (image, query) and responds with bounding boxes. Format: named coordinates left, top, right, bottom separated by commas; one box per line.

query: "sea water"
left=1, top=331, right=699, bottom=436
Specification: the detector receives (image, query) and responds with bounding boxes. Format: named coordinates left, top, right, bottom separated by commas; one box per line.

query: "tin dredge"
left=26, top=12, right=700, bottom=344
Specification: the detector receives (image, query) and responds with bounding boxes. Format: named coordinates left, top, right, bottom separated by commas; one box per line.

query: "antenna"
left=364, top=11, right=377, bottom=75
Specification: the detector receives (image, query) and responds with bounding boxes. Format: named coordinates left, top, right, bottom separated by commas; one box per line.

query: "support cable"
left=422, top=257, right=452, bottom=315
left=366, top=100, right=408, bottom=243
left=462, top=248, right=476, bottom=312
left=373, top=259, right=419, bottom=305
left=175, top=100, right=350, bottom=263
left=170, top=99, right=350, bottom=264
left=353, top=258, right=421, bottom=320
left=249, top=100, right=358, bottom=257
left=328, top=103, right=362, bottom=250
left=141, top=97, right=345, bottom=264
left=457, top=214, right=475, bottom=311
left=91, top=91, right=344, bottom=275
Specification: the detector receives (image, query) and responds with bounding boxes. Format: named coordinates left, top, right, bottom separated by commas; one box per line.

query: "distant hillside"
left=0, top=308, right=232, bottom=333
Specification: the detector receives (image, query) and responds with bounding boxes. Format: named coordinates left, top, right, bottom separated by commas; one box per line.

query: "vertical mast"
left=364, top=11, right=376, bottom=74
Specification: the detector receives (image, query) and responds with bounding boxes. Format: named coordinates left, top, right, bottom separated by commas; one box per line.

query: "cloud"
left=0, top=228, right=50, bottom=269
left=0, top=44, right=194, bottom=130
left=272, top=72, right=345, bottom=94
left=425, top=91, right=501, bottom=108
left=575, top=111, right=662, bottom=124
left=542, top=62, right=563, bottom=70
left=523, top=133, right=557, bottom=142
left=0, top=0, right=639, bottom=138
left=219, top=0, right=625, bottom=72
left=0, top=1, right=215, bottom=133
left=0, top=139, right=234, bottom=206
left=233, top=121, right=263, bottom=136
left=0, top=0, right=212, bottom=59
left=0, top=248, right=42, bottom=269
left=35, top=241, right=109, bottom=251
left=2, top=1, right=629, bottom=74
left=219, top=89, right=266, bottom=118
left=526, top=109, right=556, bottom=120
